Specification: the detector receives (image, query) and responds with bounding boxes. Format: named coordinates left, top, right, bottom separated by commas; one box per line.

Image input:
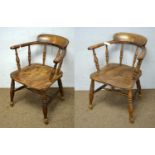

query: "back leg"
left=10, top=78, right=15, bottom=107
left=41, top=94, right=49, bottom=124
left=57, top=78, right=64, bottom=100
left=136, top=79, right=142, bottom=96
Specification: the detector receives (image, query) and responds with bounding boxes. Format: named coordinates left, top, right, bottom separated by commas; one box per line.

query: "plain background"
left=1, top=27, right=154, bottom=90
left=0, top=0, right=155, bottom=155
left=75, top=27, right=155, bottom=90
left=0, top=27, right=75, bottom=88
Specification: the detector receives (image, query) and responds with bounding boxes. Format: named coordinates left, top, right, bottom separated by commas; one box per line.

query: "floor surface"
left=75, top=90, right=155, bottom=128
left=0, top=88, right=74, bottom=128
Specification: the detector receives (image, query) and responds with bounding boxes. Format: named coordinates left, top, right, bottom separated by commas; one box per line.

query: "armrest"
left=88, top=43, right=105, bottom=50
left=10, top=41, right=39, bottom=49
left=88, top=40, right=116, bottom=50
left=88, top=40, right=137, bottom=50
left=137, top=47, right=146, bottom=60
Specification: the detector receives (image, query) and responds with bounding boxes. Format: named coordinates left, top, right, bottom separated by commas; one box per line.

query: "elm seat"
left=90, top=63, right=141, bottom=89
left=11, top=63, right=63, bottom=90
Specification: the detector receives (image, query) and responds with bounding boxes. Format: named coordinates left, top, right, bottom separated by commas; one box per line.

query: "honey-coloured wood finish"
left=10, top=34, right=69, bottom=124
left=88, top=32, right=147, bottom=123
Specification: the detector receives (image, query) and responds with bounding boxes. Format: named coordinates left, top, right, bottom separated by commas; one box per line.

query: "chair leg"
left=10, top=78, right=15, bottom=107
left=89, top=79, right=94, bottom=110
left=136, top=79, right=142, bottom=96
left=58, top=78, right=64, bottom=100
left=41, top=95, right=48, bottom=124
left=128, top=89, right=134, bottom=123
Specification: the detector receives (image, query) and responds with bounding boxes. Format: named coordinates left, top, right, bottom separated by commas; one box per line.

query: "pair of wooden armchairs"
left=10, top=32, right=147, bottom=124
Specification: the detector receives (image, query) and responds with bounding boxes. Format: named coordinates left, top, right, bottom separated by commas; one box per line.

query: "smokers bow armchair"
left=88, top=32, right=147, bottom=123
left=10, top=34, right=69, bottom=124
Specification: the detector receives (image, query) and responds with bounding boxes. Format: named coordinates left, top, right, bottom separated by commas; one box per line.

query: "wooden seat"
left=90, top=63, right=141, bottom=89
left=10, top=34, right=69, bottom=124
left=11, top=63, right=63, bottom=90
left=88, top=32, right=147, bottom=123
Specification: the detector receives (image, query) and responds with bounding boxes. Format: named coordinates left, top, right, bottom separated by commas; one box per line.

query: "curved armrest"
left=137, top=47, right=146, bottom=60
left=88, top=40, right=139, bottom=51
left=88, top=43, right=105, bottom=50
left=10, top=41, right=67, bottom=50
left=10, top=41, right=39, bottom=49
left=88, top=40, right=117, bottom=50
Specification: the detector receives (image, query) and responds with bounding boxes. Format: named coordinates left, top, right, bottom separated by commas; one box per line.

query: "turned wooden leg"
left=136, top=79, right=142, bottom=96
left=89, top=79, right=94, bottom=110
left=58, top=78, right=64, bottom=100
left=41, top=95, right=48, bottom=124
left=10, top=79, right=15, bottom=107
left=128, top=89, right=134, bottom=123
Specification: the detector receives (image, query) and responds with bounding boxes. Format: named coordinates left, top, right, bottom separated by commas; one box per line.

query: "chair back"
left=37, top=34, right=69, bottom=49
left=113, top=32, right=147, bottom=47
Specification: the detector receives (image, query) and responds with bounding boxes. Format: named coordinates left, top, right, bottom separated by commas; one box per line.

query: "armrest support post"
left=93, top=49, right=100, bottom=72
left=133, top=59, right=142, bottom=80
left=15, top=49, right=21, bottom=71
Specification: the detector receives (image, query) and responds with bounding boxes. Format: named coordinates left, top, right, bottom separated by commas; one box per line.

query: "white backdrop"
left=0, top=27, right=75, bottom=88
left=75, top=27, right=155, bottom=90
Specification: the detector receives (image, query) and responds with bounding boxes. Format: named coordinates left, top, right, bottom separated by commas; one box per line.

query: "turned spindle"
left=42, top=45, right=47, bottom=65
left=28, top=45, right=31, bottom=66
left=120, top=44, right=124, bottom=65
left=15, top=49, right=21, bottom=71
left=93, top=49, right=100, bottom=71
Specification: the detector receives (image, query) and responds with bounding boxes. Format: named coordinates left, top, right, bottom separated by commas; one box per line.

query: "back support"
left=37, top=34, right=69, bottom=49
left=113, top=32, right=147, bottom=47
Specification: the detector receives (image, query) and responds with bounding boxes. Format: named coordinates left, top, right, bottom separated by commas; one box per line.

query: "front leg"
left=128, top=89, right=134, bottom=123
left=89, top=79, right=94, bottom=110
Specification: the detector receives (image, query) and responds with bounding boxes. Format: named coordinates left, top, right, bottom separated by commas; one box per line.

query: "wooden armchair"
left=88, top=32, right=147, bottom=123
left=10, top=34, right=69, bottom=124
